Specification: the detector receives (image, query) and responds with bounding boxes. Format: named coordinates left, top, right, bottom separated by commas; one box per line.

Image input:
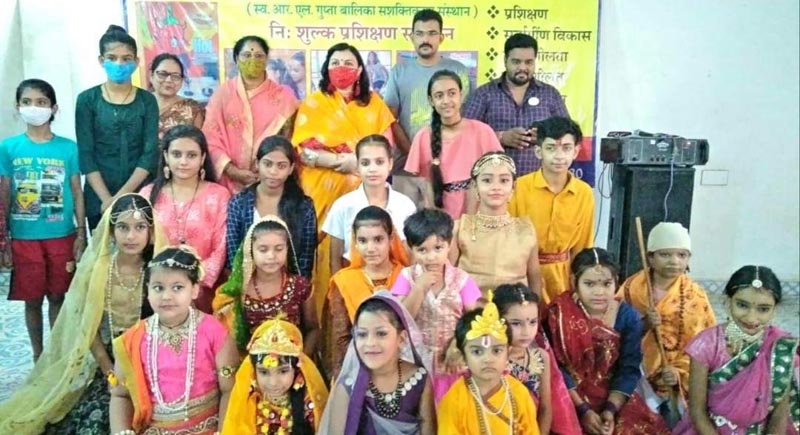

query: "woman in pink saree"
left=674, top=265, right=799, bottom=435
left=203, top=35, right=299, bottom=194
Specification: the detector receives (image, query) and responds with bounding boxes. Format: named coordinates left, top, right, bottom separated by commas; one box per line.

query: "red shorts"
left=9, top=235, right=76, bottom=301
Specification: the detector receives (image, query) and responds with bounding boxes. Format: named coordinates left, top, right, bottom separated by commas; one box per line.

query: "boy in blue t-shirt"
left=0, top=79, right=85, bottom=361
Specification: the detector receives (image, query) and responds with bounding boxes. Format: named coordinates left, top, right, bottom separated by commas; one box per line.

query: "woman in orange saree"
left=291, top=43, right=395, bottom=320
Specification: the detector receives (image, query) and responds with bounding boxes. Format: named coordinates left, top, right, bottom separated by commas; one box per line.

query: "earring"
left=199, top=169, right=206, bottom=180
left=163, top=166, right=171, bottom=180
left=293, top=373, right=306, bottom=390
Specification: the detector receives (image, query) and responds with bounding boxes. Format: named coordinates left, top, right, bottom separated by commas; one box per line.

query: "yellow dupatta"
left=328, top=228, right=409, bottom=321
left=0, top=193, right=167, bottom=434
left=221, top=319, right=328, bottom=434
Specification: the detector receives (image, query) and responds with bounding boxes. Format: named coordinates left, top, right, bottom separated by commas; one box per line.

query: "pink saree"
left=203, top=77, right=298, bottom=193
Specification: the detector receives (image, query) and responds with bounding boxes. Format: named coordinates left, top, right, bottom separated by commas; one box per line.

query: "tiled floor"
left=0, top=272, right=797, bottom=403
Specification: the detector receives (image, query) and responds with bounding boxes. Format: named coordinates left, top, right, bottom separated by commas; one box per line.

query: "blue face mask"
left=103, top=59, right=137, bottom=83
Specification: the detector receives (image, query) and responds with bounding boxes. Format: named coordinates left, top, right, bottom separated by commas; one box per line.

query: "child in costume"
left=391, top=207, right=481, bottom=403
left=0, top=194, right=166, bottom=434
left=509, top=117, right=594, bottom=303
left=321, top=291, right=436, bottom=434
left=673, top=265, right=799, bottom=434
left=451, top=151, right=542, bottom=296
left=325, top=206, right=409, bottom=379
left=494, top=283, right=581, bottom=434
left=222, top=317, right=328, bottom=434
left=438, top=291, right=540, bottom=434
left=214, top=215, right=318, bottom=356
left=618, top=222, right=716, bottom=424
left=543, top=248, right=670, bottom=435
left=110, top=246, right=240, bottom=434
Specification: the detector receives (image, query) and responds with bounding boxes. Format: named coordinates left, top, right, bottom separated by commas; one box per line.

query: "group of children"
left=0, top=32, right=798, bottom=435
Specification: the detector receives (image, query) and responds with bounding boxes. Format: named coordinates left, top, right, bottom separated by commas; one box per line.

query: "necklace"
left=369, top=359, right=403, bottom=418
left=471, top=213, right=512, bottom=241
left=169, top=180, right=200, bottom=244
left=257, top=396, right=293, bottom=435
left=253, top=272, right=288, bottom=300
left=725, top=320, right=765, bottom=356
left=105, top=252, right=145, bottom=337
left=146, top=308, right=198, bottom=421
left=363, top=265, right=392, bottom=289
left=159, top=315, right=192, bottom=353
left=467, top=376, right=516, bottom=435
left=652, top=274, right=687, bottom=352
left=103, top=83, right=134, bottom=116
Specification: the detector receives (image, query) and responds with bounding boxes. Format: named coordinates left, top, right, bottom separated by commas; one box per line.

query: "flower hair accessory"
left=471, top=153, right=517, bottom=178
left=465, top=290, right=508, bottom=345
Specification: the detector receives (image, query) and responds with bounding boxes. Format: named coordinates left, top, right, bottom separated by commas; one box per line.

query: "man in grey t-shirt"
left=383, top=8, right=470, bottom=205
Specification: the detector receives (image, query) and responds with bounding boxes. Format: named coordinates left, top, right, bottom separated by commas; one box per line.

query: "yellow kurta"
left=438, top=375, right=539, bottom=435
left=509, top=170, right=594, bottom=303
left=618, top=271, right=716, bottom=399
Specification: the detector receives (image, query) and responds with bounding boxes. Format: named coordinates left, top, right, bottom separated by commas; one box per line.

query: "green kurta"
left=75, top=85, right=159, bottom=220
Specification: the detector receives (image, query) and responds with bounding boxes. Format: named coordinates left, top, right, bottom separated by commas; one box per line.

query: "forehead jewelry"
left=519, top=288, right=529, bottom=306
left=752, top=266, right=763, bottom=289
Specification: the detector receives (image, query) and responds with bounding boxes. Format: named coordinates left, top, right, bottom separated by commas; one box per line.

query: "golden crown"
left=465, top=290, right=508, bottom=344
left=248, top=318, right=302, bottom=358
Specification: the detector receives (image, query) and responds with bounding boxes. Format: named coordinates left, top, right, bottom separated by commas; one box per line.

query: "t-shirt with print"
left=0, top=133, right=79, bottom=240
left=382, top=56, right=470, bottom=174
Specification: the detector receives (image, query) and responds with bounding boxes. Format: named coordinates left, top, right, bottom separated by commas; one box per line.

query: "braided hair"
left=426, top=70, right=463, bottom=208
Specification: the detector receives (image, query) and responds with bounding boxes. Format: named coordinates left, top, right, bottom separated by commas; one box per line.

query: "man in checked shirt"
left=463, top=33, right=569, bottom=176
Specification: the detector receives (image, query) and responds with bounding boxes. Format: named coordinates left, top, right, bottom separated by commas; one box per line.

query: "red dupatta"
left=545, top=292, right=621, bottom=408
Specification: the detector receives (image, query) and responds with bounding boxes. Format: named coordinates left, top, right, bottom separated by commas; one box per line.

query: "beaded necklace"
left=145, top=308, right=198, bottom=421
left=466, top=376, right=516, bottom=435
left=655, top=274, right=688, bottom=352
left=257, top=395, right=292, bottom=435
left=105, top=252, right=145, bottom=336
left=368, top=359, right=403, bottom=418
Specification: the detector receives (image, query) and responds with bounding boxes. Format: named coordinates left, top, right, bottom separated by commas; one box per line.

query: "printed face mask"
left=103, top=59, right=137, bottom=83
left=18, top=106, right=53, bottom=126
left=328, top=66, right=360, bottom=90
left=238, top=58, right=267, bottom=79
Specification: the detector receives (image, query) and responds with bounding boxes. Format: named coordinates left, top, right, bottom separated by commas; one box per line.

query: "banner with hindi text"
left=125, top=0, right=600, bottom=184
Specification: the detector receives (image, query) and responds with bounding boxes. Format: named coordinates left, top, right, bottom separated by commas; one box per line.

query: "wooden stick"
left=634, top=217, right=681, bottom=416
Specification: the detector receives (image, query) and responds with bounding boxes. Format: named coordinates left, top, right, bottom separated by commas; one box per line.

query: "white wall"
left=2, top=0, right=798, bottom=281
left=594, top=0, right=800, bottom=281
left=0, top=0, right=123, bottom=140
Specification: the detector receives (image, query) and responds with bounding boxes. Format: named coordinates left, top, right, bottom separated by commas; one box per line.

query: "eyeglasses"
left=239, top=52, right=267, bottom=60
left=154, top=70, right=183, bottom=82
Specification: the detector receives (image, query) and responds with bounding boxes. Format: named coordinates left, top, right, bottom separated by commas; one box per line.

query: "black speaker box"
left=606, top=166, right=695, bottom=279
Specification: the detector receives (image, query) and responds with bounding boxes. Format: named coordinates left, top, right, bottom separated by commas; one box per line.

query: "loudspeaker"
left=606, top=166, right=695, bottom=279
